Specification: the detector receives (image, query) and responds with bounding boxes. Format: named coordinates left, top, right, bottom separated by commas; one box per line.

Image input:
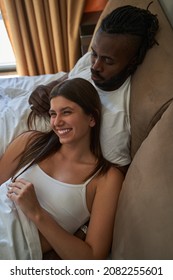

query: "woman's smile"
left=57, top=128, right=72, bottom=136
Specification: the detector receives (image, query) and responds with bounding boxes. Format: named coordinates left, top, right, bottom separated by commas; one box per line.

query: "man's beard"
left=91, top=63, right=136, bottom=91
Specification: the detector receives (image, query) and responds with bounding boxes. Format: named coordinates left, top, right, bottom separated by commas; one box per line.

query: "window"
left=0, top=10, right=16, bottom=72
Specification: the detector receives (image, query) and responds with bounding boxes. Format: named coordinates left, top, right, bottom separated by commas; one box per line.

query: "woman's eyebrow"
left=49, top=106, right=73, bottom=113
left=60, top=106, right=74, bottom=111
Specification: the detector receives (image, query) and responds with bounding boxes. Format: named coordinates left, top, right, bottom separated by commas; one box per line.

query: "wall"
left=84, top=0, right=108, bottom=12
left=159, top=0, right=173, bottom=27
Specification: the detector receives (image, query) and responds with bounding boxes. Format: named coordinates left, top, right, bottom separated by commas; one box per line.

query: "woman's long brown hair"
left=13, top=78, right=113, bottom=181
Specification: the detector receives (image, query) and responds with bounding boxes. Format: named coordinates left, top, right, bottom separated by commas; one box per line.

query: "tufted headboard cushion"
left=90, top=0, right=173, bottom=158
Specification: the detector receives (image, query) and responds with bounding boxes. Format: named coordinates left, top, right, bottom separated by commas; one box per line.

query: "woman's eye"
left=49, top=112, right=56, bottom=117
left=63, top=110, right=71, bottom=115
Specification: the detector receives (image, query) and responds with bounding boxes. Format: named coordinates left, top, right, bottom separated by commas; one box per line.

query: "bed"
left=1, top=0, right=173, bottom=259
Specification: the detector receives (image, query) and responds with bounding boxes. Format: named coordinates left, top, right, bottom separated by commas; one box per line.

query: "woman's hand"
left=7, top=178, right=41, bottom=220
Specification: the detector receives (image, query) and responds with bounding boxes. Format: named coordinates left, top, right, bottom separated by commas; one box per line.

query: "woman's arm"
left=8, top=166, right=124, bottom=259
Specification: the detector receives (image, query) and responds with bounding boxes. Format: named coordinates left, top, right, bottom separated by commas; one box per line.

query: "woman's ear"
left=89, top=115, right=96, bottom=127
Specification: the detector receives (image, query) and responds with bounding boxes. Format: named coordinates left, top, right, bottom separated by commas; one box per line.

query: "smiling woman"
left=0, top=77, right=123, bottom=260
left=49, top=96, right=95, bottom=146
left=49, top=80, right=98, bottom=148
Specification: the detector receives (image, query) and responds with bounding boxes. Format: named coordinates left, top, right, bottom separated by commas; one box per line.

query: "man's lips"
left=91, top=74, right=101, bottom=81
left=91, top=69, right=104, bottom=81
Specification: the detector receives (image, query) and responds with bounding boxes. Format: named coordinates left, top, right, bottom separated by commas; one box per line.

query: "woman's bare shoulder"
left=96, top=165, right=124, bottom=193
left=100, top=165, right=124, bottom=182
left=0, top=131, right=39, bottom=184
left=5, top=131, right=38, bottom=153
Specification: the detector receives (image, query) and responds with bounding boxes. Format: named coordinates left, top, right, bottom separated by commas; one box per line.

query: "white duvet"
left=0, top=179, right=42, bottom=259
left=0, top=72, right=66, bottom=157
left=0, top=72, right=66, bottom=259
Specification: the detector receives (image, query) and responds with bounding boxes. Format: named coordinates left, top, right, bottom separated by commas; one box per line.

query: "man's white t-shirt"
left=69, top=52, right=131, bottom=166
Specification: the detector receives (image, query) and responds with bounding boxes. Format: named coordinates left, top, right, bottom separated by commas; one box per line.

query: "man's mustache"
left=90, top=68, right=104, bottom=80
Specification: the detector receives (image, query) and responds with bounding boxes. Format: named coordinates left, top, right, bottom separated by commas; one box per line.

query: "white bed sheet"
left=0, top=72, right=66, bottom=157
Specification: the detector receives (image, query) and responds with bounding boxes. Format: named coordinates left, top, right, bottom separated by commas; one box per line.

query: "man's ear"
left=127, top=55, right=138, bottom=76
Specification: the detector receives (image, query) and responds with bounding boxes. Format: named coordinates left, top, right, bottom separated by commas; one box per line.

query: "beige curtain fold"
left=0, top=0, right=86, bottom=76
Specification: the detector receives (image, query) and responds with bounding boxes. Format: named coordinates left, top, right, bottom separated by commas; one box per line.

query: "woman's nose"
left=54, top=115, right=64, bottom=126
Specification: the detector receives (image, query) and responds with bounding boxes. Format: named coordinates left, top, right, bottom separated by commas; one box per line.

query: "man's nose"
left=92, top=57, right=103, bottom=72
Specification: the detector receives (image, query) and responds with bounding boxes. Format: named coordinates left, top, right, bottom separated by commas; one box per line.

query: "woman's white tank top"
left=17, top=164, right=96, bottom=233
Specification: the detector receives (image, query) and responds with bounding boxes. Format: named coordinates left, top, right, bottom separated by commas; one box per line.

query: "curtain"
left=0, top=0, right=86, bottom=76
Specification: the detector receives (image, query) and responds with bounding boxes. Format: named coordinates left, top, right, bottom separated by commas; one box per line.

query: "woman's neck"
left=59, top=144, right=96, bottom=164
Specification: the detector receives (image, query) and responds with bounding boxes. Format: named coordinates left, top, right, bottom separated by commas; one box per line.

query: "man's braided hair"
left=99, top=2, right=159, bottom=68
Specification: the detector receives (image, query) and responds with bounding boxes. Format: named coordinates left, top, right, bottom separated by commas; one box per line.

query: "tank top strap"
left=84, top=169, right=101, bottom=186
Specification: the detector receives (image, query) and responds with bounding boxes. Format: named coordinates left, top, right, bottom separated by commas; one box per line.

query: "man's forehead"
left=92, top=32, right=126, bottom=52
left=92, top=31, right=141, bottom=55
